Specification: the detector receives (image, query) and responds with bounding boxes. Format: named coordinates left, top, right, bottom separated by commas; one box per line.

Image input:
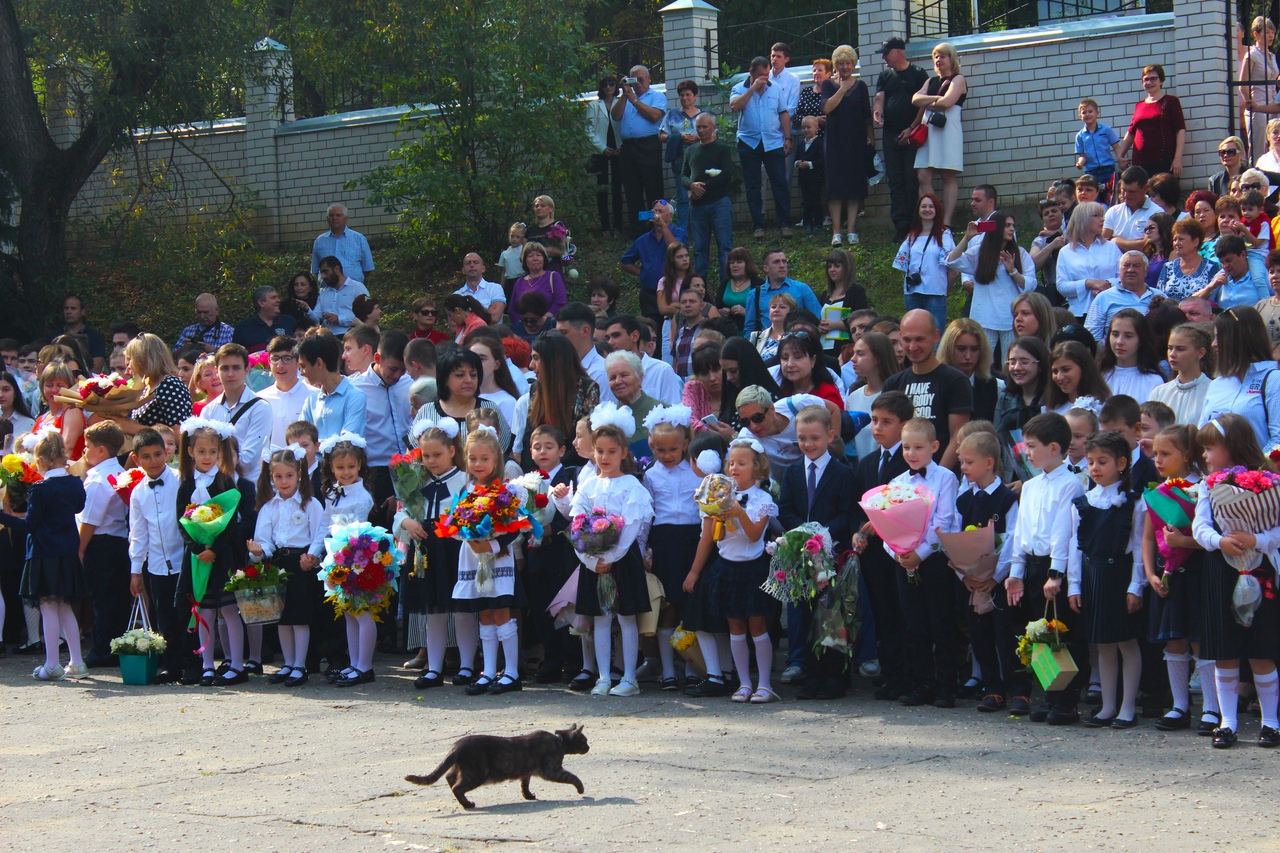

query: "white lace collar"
left=1086, top=481, right=1128, bottom=509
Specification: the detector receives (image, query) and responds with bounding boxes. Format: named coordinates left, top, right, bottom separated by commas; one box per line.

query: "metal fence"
left=908, top=0, right=1171, bottom=41
left=718, top=9, right=858, bottom=74
left=590, top=37, right=666, bottom=83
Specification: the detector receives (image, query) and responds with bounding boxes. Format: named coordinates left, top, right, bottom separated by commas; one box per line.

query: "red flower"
left=534, top=494, right=549, bottom=508
left=536, top=469, right=550, bottom=479
left=245, top=566, right=259, bottom=579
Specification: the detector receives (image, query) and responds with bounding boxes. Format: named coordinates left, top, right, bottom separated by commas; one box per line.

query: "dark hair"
left=352, top=294, right=380, bottom=323
left=436, top=346, right=483, bottom=402
left=1184, top=189, right=1219, bottom=217
left=1121, top=165, right=1149, bottom=186
left=720, top=336, right=781, bottom=397
left=974, top=211, right=1022, bottom=284
left=318, top=255, right=343, bottom=273
left=530, top=423, right=567, bottom=448
left=1214, top=305, right=1273, bottom=379
left=1098, top=308, right=1164, bottom=377
left=1099, top=394, right=1141, bottom=429
left=0, top=371, right=32, bottom=419
left=1140, top=400, right=1176, bottom=430
left=320, top=439, right=371, bottom=502
left=1050, top=323, right=1098, bottom=357
left=776, top=331, right=835, bottom=395
left=467, top=335, right=519, bottom=398
left=110, top=321, right=140, bottom=340
left=975, top=184, right=998, bottom=202
left=691, top=342, right=722, bottom=378
left=1006, top=335, right=1052, bottom=399
left=517, top=290, right=549, bottom=316
left=871, top=390, right=914, bottom=423
left=749, top=55, right=770, bottom=73
left=676, top=79, right=699, bottom=95
left=556, top=302, right=596, bottom=331
left=661, top=242, right=692, bottom=304
left=907, top=192, right=947, bottom=247
left=214, top=342, right=249, bottom=369
left=1268, top=248, right=1280, bottom=271
left=267, top=335, right=297, bottom=356
left=443, top=293, right=486, bottom=316
left=298, top=329, right=341, bottom=373
left=607, top=314, right=643, bottom=342
left=1155, top=423, right=1203, bottom=476
left=1146, top=172, right=1181, bottom=211
left=134, top=427, right=166, bottom=452
left=725, top=247, right=759, bottom=280
left=257, top=448, right=314, bottom=511
left=343, top=323, right=380, bottom=354
left=1216, top=234, right=1247, bottom=259
left=597, top=73, right=618, bottom=99
left=1198, top=412, right=1270, bottom=471
left=1084, top=430, right=1132, bottom=488
left=1022, top=412, right=1071, bottom=455
left=587, top=276, right=620, bottom=311
left=770, top=42, right=790, bottom=57
left=823, top=248, right=857, bottom=300
left=1142, top=63, right=1165, bottom=83
left=378, top=330, right=409, bottom=362
left=404, top=337, right=437, bottom=369
left=689, top=430, right=727, bottom=470
left=290, top=271, right=319, bottom=307
left=1044, top=341, right=1111, bottom=411
left=854, top=331, right=899, bottom=387
left=1144, top=211, right=1175, bottom=258
left=530, top=334, right=590, bottom=430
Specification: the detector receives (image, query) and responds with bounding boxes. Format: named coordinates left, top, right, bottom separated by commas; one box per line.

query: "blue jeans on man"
left=738, top=141, right=790, bottom=230
left=690, top=196, right=733, bottom=282
left=671, top=160, right=689, bottom=230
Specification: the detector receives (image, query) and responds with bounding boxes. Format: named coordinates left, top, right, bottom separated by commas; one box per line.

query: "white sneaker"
left=846, top=232, right=860, bottom=245
left=590, top=676, right=612, bottom=697
left=64, top=663, right=89, bottom=679
left=780, top=665, right=804, bottom=684
left=609, top=678, right=640, bottom=697
left=859, top=659, right=882, bottom=678
left=830, top=233, right=843, bottom=246
left=1189, top=669, right=1202, bottom=695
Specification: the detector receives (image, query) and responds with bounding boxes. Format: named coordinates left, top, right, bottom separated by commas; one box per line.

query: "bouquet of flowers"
left=569, top=507, right=627, bottom=614
left=108, top=468, right=148, bottom=506
left=669, top=624, right=706, bottom=677
left=1206, top=466, right=1280, bottom=626
left=1007, top=428, right=1042, bottom=482
left=389, top=447, right=428, bottom=520
left=55, top=372, right=151, bottom=414
left=1143, top=477, right=1200, bottom=589
left=435, top=481, right=540, bottom=595
left=937, top=523, right=1002, bottom=613
left=1016, top=608, right=1078, bottom=691
left=694, top=473, right=736, bottom=541
left=246, top=350, right=275, bottom=392
left=177, top=489, right=242, bottom=634
left=110, top=626, right=167, bottom=656
left=809, top=550, right=862, bottom=655
left=859, top=482, right=934, bottom=581
left=318, top=520, right=401, bottom=620
left=761, top=523, right=836, bottom=604
left=0, top=451, right=42, bottom=510
left=224, top=563, right=290, bottom=624
left=514, top=469, right=555, bottom=545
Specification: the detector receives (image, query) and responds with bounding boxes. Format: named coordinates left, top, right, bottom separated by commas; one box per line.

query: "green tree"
left=0, top=0, right=261, bottom=325
left=352, top=0, right=595, bottom=253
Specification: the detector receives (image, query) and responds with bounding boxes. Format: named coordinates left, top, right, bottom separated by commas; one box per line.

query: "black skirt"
left=680, top=573, right=727, bottom=634
left=177, top=548, right=236, bottom=610
left=648, top=523, right=701, bottom=607
left=708, top=552, right=778, bottom=620
left=1148, top=553, right=1203, bottom=643
left=1080, top=553, right=1142, bottom=644
left=19, top=555, right=88, bottom=604
left=574, top=542, right=652, bottom=617
left=274, top=550, right=320, bottom=626
left=402, top=535, right=463, bottom=615
left=1199, top=551, right=1280, bottom=662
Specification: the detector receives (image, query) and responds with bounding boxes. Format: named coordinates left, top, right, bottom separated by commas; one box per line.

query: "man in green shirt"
left=682, top=113, right=737, bottom=282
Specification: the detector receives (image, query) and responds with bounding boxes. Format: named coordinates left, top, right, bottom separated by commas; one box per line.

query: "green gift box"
left=1031, top=643, right=1078, bottom=691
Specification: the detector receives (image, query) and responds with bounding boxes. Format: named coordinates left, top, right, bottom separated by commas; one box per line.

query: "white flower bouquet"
left=110, top=627, right=167, bottom=656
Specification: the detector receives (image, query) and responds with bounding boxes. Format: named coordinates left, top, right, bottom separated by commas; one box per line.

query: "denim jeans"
left=738, top=141, right=791, bottom=230
left=904, top=291, right=948, bottom=334
left=690, top=195, right=734, bottom=282
left=671, top=159, right=689, bottom=230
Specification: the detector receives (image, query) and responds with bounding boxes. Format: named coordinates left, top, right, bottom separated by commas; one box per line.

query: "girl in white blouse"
left=569, top=405, right=654, bottom=698
left=248, top=447, right=327, bottom=686
left=683, top=437, right=780, bottom=704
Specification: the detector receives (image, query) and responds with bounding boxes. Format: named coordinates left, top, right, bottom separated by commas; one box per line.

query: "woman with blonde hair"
left=911, top=42, right=967, bottom=227
left=525, top=194, right=570, bottom=274
left=1055, top=200, right=1121, bottom=321
left=939, top=319, right=999, bottom=421
left=109, top=333, right=193, bottom=434
left=821, top=44, right=874, bottom=246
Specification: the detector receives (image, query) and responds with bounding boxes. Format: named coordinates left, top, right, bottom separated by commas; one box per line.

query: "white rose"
left=136, top=637, right=150, bottom=652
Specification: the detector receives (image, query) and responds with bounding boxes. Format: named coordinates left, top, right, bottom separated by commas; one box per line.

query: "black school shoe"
left=899, top=688, right=935, bottom=707
left=1155, top=709, right=1192, bottom=731
left=243, top=660, right=263, bottom=676
left=976, top=694, right=1005, bottom=713
left=488, top=674, right=522, bottom=694
left=414, top=670, right=444, bottom=689
left=1259, top=726, right=1280, bottom=748
left=1007, top=696, right=1032, bottom=716
left=568, top=669, right=597, bottom=692
left=1212, top=726, right=1238, bottom=748
left=1198, top=711, right=1222, bottom=736
left=1046, top=709, right=1080, bottom=726
left=692, top=676, right=729, bottom=698
left=451, top=667, right=476, bottom=686
left=533, top=663, right=563, bottom=684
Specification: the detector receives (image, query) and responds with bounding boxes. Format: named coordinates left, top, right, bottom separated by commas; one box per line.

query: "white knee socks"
left=343, top=615, right=359, bottom=674
left=454, top=612, right=479, bottom=672
left=479, top=623, right=500, bottom=679
left=729, top=634, right=752, bottom=691
left=696, top=630, right=722, bottom=678
left=426, top=613, right=450, bottom=675
left=1096, top=643, right=1119, bottom=718
left=219, top=605, right=244, bottom=670
left=717, top=633, right=734, bottom=675
left=1165, top=650, right=1192, bottom=714
left=753, top=633, right=774, bottom=693
left=199, top=608, right=219, bottom=669
left=581, top=633, right=597, bottom=675
left=356, top=613, right=376, bottom=671
left=1197, top=658, right=1220, bottom=719
left=593, top=615, right=613, bottom=681
left=496, top=620, right=520, bottom=679
left=247, top=623, right=263, bottom=664
left=656, top=627, right=676, bottom=680
left=292, top=626, right=310, bottom=670
left=1255, top=669, right=1280, bottom=730
left=1118, top=639, right=1141, bottom=721
left=278, top=626, right=296, bottom=669
left=1216, top=666, right=1241, bottom=732
left=39, top=601, right=62, bottom=671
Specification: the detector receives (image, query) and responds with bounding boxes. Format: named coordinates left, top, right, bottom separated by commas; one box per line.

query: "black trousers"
left=84, top=534, right=131, bottom=661
left=144, top=572, right=190, bottom=675
left=897, top=553, right=962, bottom=695
left=620, top=136, right=664, bottom=237
left=882, top=136, right=918, bottom=241
left=967, top=582, right=1018, bottom=697
left=525, top=546, right=579, bottom=671
left=593, top=153, right=625, bottom=233
left=798, top=168, right=825, bottom=228
left=1009, top=559, right=1091, bottom=709
left=861, top=546, right=910, bottom=689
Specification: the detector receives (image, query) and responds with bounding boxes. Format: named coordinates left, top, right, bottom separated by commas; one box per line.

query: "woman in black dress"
left=821, top=45, right=874, bottom=247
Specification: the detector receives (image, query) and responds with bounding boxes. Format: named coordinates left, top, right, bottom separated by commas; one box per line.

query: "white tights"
left=40, top=600, right=82, bottom=671
left=594, top=614, right=639, bottom=683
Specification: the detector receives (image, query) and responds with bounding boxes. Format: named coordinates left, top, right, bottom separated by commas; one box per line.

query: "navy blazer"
left=849, top=445, right=908, bottom=529
left=0, top=473, right=86, bottom=559
left=778, top=455, right=856, bottom=550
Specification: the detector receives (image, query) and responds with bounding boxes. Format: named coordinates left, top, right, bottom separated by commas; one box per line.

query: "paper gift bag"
left=636, top=573, right=665, bottom=636
left=1031, top=642, right=1078, bottom=691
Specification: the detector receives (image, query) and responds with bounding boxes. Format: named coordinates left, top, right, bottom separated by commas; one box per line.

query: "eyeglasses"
left=1006, top=358, right=1039, bottom=368
left=1243, top=182, right=1264, bottom=190
left=1220, top=149, right=1240, bottom=157
left=417, top=309, right=437, bottom=316
left=740, top=411, right=769, bottom=425
left=269, top=355, right=296, bottom=365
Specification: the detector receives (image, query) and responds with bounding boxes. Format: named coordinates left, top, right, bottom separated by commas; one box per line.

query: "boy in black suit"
left=851, top=391, right=913, bottom=700
left=778, top=405, right=857, bottom=698
left=795, top=116, right=826, bottom=235
left=525, top=425, right=581, bottom=683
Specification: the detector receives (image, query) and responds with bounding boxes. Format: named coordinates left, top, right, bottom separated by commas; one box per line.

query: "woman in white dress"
left=912, top=42, right=967, bottom=229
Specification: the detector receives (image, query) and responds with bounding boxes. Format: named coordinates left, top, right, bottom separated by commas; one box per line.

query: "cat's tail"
left=405, top=750, right=456, bottom=786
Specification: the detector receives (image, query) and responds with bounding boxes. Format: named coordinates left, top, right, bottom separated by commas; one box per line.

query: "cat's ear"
left=572, top=723, right=583, bottom=733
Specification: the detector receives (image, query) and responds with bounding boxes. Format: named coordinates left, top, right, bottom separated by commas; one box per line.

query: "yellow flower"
left=2, top=455, right=22, bottom=474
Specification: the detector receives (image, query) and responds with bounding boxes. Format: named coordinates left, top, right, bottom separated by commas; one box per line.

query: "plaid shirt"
left=173, top=321, right=235, bottom=351
left=672, top=321, right=699, bottom=379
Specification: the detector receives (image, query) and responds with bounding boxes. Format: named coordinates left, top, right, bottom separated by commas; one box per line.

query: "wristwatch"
left=1048, top=569, right=1064, bottom=580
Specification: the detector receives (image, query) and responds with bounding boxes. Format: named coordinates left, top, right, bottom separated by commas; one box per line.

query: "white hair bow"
left=179, top=416, right=236, bottom=440
left=318, top=430, right=367, bottom=456
left=472, top=423, right=499, bottom=439
left=642, top=404, right=692, bottom=431
left=729, top=436, right=765, bottom=455
left=695, top=449, right=722, bottom=474
left=589, top=402, right=636, bottom=439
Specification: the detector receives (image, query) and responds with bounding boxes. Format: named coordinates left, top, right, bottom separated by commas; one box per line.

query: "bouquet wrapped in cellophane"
left=435, top=481, right=540, bottom=595
left=570, top=507, right=626, bottom=614
left=1206, top=466, right=1280, bottom=626
left=694, top=473, right=736, bottom=541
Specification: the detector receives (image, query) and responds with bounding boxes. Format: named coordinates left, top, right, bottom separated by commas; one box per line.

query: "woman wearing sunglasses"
left=409, top=297, right=450, bottom=345
left=734, top=384, right=842, bottom=472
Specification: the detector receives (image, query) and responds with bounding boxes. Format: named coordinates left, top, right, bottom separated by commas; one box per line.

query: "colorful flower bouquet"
left=224, top=563, right=290, bottom=624
left=937, top=523, right=1001, bottom=613
left=514, top=470, right=554, bottom=545
left=0, top=452, right=42, bottom=510
left=859, top=482, right=933, bottom=581
left=694, top=473, right=736, bottom=541
left=570, top=507, right=626, bottom=614
left=389, top=447, right=428, bottom=520
left=108, top=468, right=147, bottom=506
left=178, top=489, right=242, bottom=633
left=1017, top=611, right=1077, bottom=691
left=246, top=350, right=275, bottom=391
left=1143, top=477, right=1200, bottom=589
left=435, top=481, right=539, bottom=595
left=318, top=520, right=401, bottom=620
left=54, top=373, right=151, bottom=415
left=761, top=523, right=836, bottom=604
left=669, top=624, right=706, bottom=677
left=1206, top=466, right=1280, bottom=626
left=1007, top=428, right=1042, bottom=482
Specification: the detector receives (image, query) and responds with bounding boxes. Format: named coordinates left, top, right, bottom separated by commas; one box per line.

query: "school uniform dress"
left=0, top=469, right=87, bottom=603
left=251, top=492, right=327, bottom=625
left=451, top=479, right=527, bottom=612
left=642, top=460, right=702, bottom=607
left=705, top=485, right=778, bottom=620
left=400, top=467, right=467, bottom=649
left=322, top=478, right=375, bottom=531
left=1067, top=483, right=1146, bottom=644
left=525, top=464, right=580, bottom=671
left=176, top=470, right=245, bottom=610
left=79, top=458, right=131, bottom=662
left=851, top=442, right=910, bottom=693
left=957, top=478, right=1019, bottom=698
left=1148, top=478, right=1204, bottom=642
left=1192, top=488, right=1280, bottom=662
left=569, top=474, right=653, bottom=617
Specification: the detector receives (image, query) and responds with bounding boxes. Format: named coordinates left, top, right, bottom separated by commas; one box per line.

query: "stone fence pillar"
left=244, top=38, right=294, bottom=245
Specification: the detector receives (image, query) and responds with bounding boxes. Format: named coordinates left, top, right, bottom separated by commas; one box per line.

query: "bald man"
left=881, top=309, right=973, bottom=468
left=453, top=252, right=507, bottom=324
left=172, top=293, right=235, bottom=354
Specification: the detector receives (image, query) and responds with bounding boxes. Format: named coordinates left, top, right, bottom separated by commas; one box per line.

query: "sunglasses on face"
left=740, top=411, right=769, bottom=425
left=417, top=309, right=437, bottom=316
left=1220, top=149, right=1240, bottom=157
left=1243, top=183, right=1264, bottom=190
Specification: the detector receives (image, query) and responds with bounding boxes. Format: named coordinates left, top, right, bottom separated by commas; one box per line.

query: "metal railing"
left=589, top=37, right=665, bottom=83
left=908, top=0, right=1171, bottom=41
left=717, top=10, right=858, bottom=74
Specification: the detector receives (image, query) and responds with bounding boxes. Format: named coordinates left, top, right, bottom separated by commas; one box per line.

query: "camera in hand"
left=638, top=211, right=654, bottom=221
left=622, top=76, right=639, bottom=85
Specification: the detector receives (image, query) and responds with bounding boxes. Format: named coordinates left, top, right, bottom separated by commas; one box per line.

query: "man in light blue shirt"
left=297, top=331, right=367, bottom=440
left=743, top=250, right=821, bottom=333
left=453, top=252, right=507, bottom=324
left=311, top=204, right=374, bottom=281
left=1211, top=235, right=1272, bottom=309
left=731, top=57, right=793, bottom=239
left=610, top=65, right=667, bottom=238
left=1084, top=251, right=1164, bottom=342
left=310, top=256, right=370, bottom=336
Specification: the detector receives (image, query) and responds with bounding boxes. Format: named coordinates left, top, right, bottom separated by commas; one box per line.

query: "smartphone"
left=975, top=220, right=997, bottom=233
left=638, top=211, right=654, bottom=221
left=701, top=415, right=721, bottom=427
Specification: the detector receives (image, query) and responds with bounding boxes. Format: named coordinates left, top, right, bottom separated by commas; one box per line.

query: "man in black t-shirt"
left=883, top=310, right=973, bottom=467
left=873, top=38, right=930, bottom=241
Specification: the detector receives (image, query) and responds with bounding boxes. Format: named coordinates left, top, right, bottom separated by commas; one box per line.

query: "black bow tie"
left=911, top=468, right=928, bottom=478
left=334, top=487, right=346, bottom=499
left=1067, top=463, right=1084, bottom=474
left=421, top=477, right=454, bottom=519
left=148, top=479, right=164, bottom=488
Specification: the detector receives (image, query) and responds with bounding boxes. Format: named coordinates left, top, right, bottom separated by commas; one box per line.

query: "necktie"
left=148, top=479, right=164, bottom=488
left=807, top=461, right=817, bottom=511
left=879, top=449, right=890, bottom=482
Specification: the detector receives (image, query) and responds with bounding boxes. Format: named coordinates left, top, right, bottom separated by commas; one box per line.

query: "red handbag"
left=907, top=123, right=929, bottom=149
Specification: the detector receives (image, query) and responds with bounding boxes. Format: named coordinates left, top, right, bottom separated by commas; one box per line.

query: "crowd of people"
left=12, top=30, right=1280, bottom=752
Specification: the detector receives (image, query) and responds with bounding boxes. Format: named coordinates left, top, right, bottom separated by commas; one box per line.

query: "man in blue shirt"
left=743, top=250, right=821, bottom=333
left=620, top=200, right=686, bottom=357
left=610, top=65, right=666, bottom=237
left=311, top=204, right=375, bottom=282
left=297, top=331, right=367, bottom=440
left=732, top=57, right=793, bottom=240
left=1209, top=235, right=1272, bottom=309
left=1084, top=251, right=1164, bottom=342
